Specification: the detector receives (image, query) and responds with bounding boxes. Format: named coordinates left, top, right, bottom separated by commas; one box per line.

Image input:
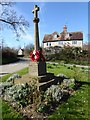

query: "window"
left=72, top=41, right=77, bottom=44
left=49, top=42, right=51, bottom=46
left=46, top=42, right=51, bottom=46
left=47, top=42, right=48, bottom=46
left=54, top=35, right=57, bottom=39
left=69, top=33, right=72, bottom=37
left=58, top=41, right=63, bottom=45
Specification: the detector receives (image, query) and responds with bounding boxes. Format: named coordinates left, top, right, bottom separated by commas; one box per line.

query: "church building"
left=43, top=25, right=83, bottom=48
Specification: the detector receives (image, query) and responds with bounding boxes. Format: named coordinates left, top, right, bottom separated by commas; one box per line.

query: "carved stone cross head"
left=32, top=5, right=39, bottom=18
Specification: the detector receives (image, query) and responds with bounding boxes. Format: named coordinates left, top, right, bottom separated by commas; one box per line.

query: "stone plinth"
left=29, top=61, right=46, bottom=76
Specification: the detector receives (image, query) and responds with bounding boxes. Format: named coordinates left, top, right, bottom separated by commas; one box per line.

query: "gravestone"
left=29, top=5, right=46, bottom=76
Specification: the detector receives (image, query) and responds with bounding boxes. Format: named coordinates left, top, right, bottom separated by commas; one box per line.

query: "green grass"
left=48, top=84, right=89, bottom=120
left=0, top=67, right=29, bottom=82
left=51, top=60, right=90, bottom=66
left=1, top=63, right=89, bottom=119
left=47, top=63, right=89, bottom=120
left=0, top=98, right=25, bottom=120
left=16, top=67, right=29, bottom=76
left=47, top=63, right=88, bottom=82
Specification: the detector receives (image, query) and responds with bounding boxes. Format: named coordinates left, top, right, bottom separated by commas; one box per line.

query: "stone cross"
left=32, top=5, right=40, bottom=51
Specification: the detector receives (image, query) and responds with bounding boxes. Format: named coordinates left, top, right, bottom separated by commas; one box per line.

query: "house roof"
left=43, top=26, right=83, bottom=43
left=19, top=48, right=24, bottom=51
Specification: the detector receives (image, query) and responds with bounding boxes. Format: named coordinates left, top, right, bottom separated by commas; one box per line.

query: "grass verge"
left=0, top=67, right=29, bottom=82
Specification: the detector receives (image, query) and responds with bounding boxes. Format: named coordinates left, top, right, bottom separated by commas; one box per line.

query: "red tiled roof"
left=43, top=31, right=83, bottom=43
left=69, top=32, right=83, bottom=40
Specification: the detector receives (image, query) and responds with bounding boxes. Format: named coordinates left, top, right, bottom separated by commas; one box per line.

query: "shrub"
left=4, top=83, right=32, bottom=107
left=44, top=46, right=89, bottom=65
left=2, top=74, right=40, bottom=108
left=37, top=103, right=48, bottom=113
left=57, top=73, right=68, bottom=79
left=0, top=82, right=13, bottom=96
left=44, top=85, right=63, bottom=103
left=7, top=74, right=21, bottom=82
left=62, top=79, right=75, bottom=89
left=2, top=47, right=18, bottom=64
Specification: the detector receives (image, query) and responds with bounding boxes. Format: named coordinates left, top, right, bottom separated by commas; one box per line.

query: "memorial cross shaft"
left=32, top=5, right=40, bottom=51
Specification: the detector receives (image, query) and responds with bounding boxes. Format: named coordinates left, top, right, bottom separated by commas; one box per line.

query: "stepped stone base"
left=14, top=73, right=64, bottom=91
left=15, top=61, right=65, bottom=91
left=29, top=61, right=46, bottom=76
left=38, top=73, right=54, bottom=83
left=38, top=75, right=63, bottom=91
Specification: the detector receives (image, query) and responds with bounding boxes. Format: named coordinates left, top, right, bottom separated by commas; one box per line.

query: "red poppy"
left=30, top=50, right=45, bottom=62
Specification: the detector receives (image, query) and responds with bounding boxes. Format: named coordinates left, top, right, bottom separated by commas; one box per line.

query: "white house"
left=43, top=25, right=83, bottom=48
left=18, top=48, right=24, bottom=57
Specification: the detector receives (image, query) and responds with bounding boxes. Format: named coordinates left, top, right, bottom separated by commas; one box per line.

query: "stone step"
left=38, top=73, right=55, bottom=83
left=14, top=73, right=65, bottom=91
left=39, top=79, right=56, bottom=91
left=39, top=75, right=63, bottom=91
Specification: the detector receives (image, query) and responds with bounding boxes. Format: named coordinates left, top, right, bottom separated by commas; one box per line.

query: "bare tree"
left=83, top=42, right=90, bottom=51
left=24, top=43, right=34, bottom=57
left=0, top=0, right=29, bottom=39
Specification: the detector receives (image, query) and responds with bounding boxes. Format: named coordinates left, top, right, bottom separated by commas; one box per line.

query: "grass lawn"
left=47, top=63, right=88, bottom=82
left=48, top=84, right=89, bottom=120
left=47, top=63, right=89, bottom=120
left=0, top=98, right=25, bottom=120
left=0, top=67, right=29, bottom=82
left=0, top=63, right=89, bottom=119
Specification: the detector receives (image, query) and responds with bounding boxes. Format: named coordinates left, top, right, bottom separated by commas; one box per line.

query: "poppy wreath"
left=30, top=49, right=45, bottom=62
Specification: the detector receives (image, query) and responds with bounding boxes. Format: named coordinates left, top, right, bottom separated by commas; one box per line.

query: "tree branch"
left=0, top=1, right=13, bottom=6
left=0, top=1, right=29, bottom=39
left=0, top=19, right=19, bottom=25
